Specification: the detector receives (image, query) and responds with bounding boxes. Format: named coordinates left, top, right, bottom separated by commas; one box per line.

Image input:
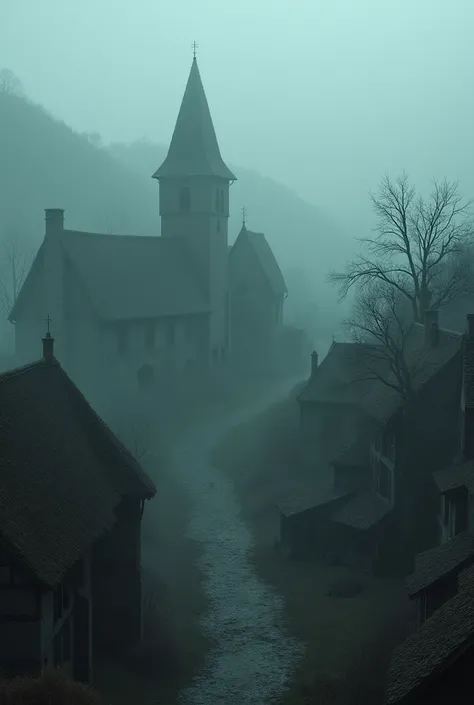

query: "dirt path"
left=171, top=378, right=304, bottom=705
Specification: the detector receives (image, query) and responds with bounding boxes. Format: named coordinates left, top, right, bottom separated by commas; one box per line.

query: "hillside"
left=0, top=91, right=347, bottom=343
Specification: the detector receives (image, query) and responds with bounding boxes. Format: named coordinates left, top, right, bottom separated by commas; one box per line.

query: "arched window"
left=179, top=186, right=191, bottom=213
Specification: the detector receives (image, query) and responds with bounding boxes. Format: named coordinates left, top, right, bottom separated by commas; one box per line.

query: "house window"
left=375, top=458, right=393, bottom=503
left=179, top=186, right=191, bottom=213
left=117, top=324, right=128, bottom=355
left=441, top=495, right=457, bottom=541
left=166, top=321, right=175, bottom=347
left=382, top=430, right=396, bottom=463
left=145, top=322, right=155, bottom=351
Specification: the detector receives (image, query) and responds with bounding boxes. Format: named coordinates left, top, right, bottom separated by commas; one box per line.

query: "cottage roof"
left=405, top=532, right=474, bottom=597
left=230, top=225, right=287, bottom=298
left=0, top=356, right=156, bottom=587
left=359, top=323, right=461, bottom=424
left=331, top=490, right=391, bottom=530
left=152, top=58, right=236, bottom=181
left=386, top=567, right=474, bottom=704
left=10, top=230, right=210, bottom=323
left=277, top=483, right=351, bottom=518
left=298, top=341, right=382, bottom=405
left=433, top=458, right=474, bottom=495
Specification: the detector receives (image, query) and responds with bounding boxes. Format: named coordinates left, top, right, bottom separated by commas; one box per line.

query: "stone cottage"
left=9, top=57, right=287, bottom=408
left=0, top=331, right=156, bottom=680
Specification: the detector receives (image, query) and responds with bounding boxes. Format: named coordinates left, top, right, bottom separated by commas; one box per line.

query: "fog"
left=3, top=0, right=474, bottom=238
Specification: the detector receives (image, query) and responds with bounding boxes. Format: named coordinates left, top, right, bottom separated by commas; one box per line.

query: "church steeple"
left=153, top=58, right=236, bottom=181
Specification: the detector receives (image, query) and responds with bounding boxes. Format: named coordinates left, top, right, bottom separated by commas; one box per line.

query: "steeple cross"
left=192, top=41, right=199, bottom=59
left=45, top=314, right=52, bottom=335
left=242, top=206, right=247, bottom=226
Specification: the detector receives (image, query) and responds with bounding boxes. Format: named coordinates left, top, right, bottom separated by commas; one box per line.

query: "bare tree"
left=345, top=281, right=426, bottom=403
left=0, top=230, right=34, bottom=315
left=0, top=68, right=24, bottom=96
left=329, top=173, right=474, bottom=322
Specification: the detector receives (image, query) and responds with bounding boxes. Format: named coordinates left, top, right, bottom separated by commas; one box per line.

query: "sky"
left=2, top=0, right=474, bottom=235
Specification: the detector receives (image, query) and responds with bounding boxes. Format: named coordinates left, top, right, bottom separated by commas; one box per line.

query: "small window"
left=167, top=322, right=175, bottom=347
left=117, top=325, right=128, bottom=355
left=179, top=186, right=191, bottom=213
left=145, top=322, right=155, bottom=351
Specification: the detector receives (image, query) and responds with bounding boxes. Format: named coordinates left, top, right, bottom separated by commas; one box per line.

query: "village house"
left=8, top=57, right=287, bottom=410
left=279, top=311, right=462, bottom=572
left=0, top=331, right=156, bottom=681
left=384, top=315, right=474, bottom=703
left=386, top=562, right=474, bottom=705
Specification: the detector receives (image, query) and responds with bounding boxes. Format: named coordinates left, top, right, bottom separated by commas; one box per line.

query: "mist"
left=1, top=2, right=474, bottom=704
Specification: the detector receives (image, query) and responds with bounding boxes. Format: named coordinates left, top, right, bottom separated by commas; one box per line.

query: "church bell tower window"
left=179, top=186, right=191, bottom=213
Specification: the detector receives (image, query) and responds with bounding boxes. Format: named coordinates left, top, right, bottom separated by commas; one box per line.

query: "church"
left=9, top=57, right=287, bottom=408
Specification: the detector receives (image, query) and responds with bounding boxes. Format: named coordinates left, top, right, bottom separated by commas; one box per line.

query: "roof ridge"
left=0, top=358, right=56, bottom=383
left=65, top=229, right=155, bottom=241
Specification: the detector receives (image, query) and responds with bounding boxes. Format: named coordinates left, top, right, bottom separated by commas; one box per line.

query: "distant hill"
left=0, top=90, right=348, bottom=345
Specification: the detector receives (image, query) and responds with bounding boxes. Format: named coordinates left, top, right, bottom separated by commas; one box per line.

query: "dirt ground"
left=212, top=389, right=415, bottom=705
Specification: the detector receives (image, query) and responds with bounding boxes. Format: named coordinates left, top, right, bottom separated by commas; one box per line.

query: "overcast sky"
left=2, top=0, right=474, bottom=233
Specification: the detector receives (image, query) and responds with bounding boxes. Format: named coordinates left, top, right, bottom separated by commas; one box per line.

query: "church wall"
left=14, top=265, right=52, bottom=365
left=101, top=313, right=209, bottom=399
left=230, top=238, right=279, bottom=336
left=62, top=260, right=103, bottom=406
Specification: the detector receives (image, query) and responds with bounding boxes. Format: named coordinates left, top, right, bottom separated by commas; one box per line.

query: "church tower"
left=152, top=55, right=236, bottom=364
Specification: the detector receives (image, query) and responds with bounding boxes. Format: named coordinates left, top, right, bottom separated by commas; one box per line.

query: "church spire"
left=153, top=56, right=236, bottom=181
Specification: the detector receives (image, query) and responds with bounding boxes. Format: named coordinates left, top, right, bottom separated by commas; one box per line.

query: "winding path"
left=171, top=381, right=304, bottom=705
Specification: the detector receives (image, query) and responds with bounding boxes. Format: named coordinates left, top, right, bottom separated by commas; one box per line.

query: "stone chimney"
left=310, top=350, right=318, bottom=380
left=424, top=309, right=439, bottom=348
left=462, top=314, right=474, bottom=460
left=45, top=208, right=64, bottom=236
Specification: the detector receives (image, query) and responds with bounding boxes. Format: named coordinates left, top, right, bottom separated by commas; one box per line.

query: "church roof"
left=0, top=353, right=155, bottom=587
left=10, top=230, right=210, bottom=323
left=153, top=58, right=236, bottom=181
left=230, top=225, right=287, bottom=297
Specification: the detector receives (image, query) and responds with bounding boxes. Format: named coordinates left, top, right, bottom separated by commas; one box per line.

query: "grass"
left=0, top=669, right=106, bottom=705
left=213, top=388, right=416, bottom=705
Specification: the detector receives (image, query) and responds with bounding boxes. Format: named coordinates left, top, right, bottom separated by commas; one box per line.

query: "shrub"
left=0, top=669, right=106, bottom=705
